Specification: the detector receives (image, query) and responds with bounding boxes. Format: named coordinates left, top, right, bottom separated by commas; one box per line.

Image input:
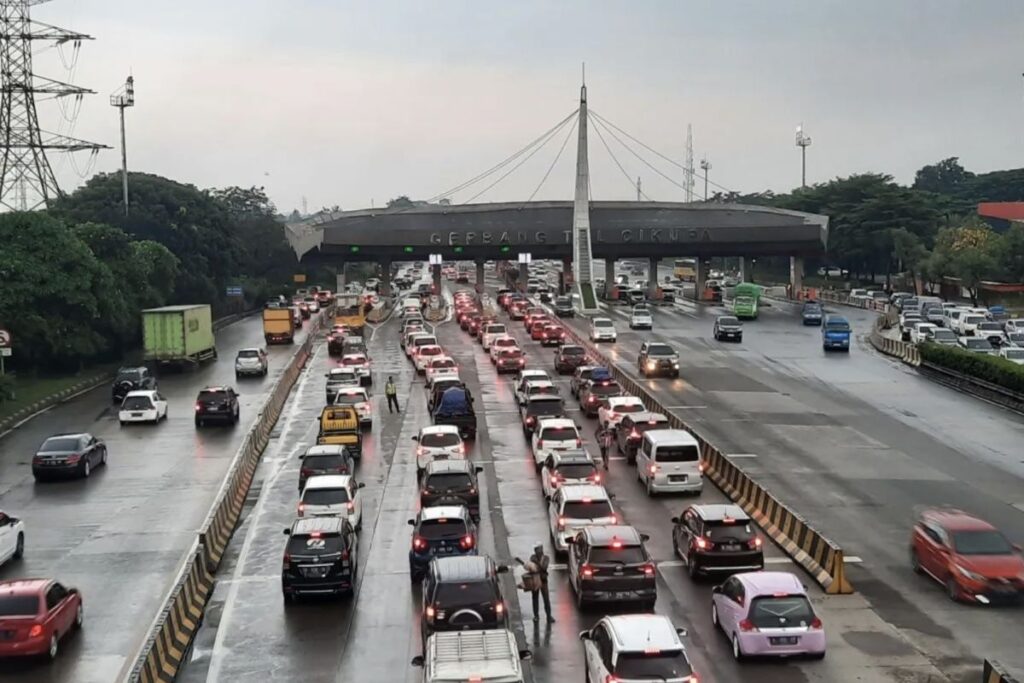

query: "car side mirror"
left=565, top=537, right=575, bottom=545
left=496, top=564, right=510, bottom=574
left=676, top=627, right=688, bottom=638
left=1013, top=543, right=1023, bottom=553
left=475, top=466, right=483, bottom=473
left=282, top=528, right=291, bottom=535
left=407, top=519, right=416, bottom=526
left=411, top=435, right=419, bottom=441
left=411, top=655, right=425, bottom=667
left=711, top=585, right=721, bottom=594
left=579, top=631, right=592, bottom=641
left=298, top=454, right=306, bottom=460
left=608, top=493, right=616, bottom=500
left=670, top=516, right=680, bottom=524
left=640, top=533, right=650, bottom=542
left=518, top=648, right=532, bottom=660
left=544, top=494, right=551, bottom=502
left=357, top=483, right=365, bottom=489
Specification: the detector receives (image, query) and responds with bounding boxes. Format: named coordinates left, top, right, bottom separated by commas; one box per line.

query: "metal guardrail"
left=983, top=660, right=1020, bottom=683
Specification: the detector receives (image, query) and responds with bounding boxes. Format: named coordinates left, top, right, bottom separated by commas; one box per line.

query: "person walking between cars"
left=385, top=376, right=400, bottom=414
left=598, top=426, right=613, bottom=470
left=516, top=544, right=555, bottom=623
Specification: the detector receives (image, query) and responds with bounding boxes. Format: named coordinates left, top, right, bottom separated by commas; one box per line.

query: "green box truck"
left=141, top=305, right=217, bottom=367
left=731, top=282, right=761, bottom=319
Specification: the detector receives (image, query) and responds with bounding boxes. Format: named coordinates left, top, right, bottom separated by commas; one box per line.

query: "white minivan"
left=635, top=429, right=703, bottom=496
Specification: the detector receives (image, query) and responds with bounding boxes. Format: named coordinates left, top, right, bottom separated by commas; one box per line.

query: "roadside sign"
left=0, top=348, right=10, bottom=357
left=0, top=329, right=10, bottom=347
left=294, top=274, right=307, bottom=283
left=226, top=286, right=243, bottom=297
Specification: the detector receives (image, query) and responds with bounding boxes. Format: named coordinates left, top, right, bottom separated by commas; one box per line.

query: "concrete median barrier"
left=560, top=322, right=854, bottom=594
left=869, top=313, right=921, bottom=366
left=984, top=660, right=1020, bottom=683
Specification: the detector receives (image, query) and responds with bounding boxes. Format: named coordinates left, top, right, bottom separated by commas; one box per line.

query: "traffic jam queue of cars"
left=0, top=300, right=329, bottom=661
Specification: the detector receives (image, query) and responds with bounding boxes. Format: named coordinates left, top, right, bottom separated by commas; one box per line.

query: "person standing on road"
left=516, top=544, right=555, bottom=624
left=597, top=426, right=613, bottom=470
left=385, top=376, right=400, bottom=414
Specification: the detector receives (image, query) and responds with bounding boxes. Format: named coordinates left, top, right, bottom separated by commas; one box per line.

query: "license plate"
left=770, top=636, right=799, bottom=646
left=301, top=567, right=329, bottom=578
left=613, top=591, right=634, bottom=599
left=668, top=475, right=688, bottom=482
left=131, top=413, right=143, bottom=417
left=0, top=630, right=14, bottom=640
left=723, top=544, right=740, bottom=552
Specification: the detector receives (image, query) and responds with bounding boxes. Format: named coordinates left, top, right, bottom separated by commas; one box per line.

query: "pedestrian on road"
left=516, top=544, right=555, bottom=623
left=385, top=376, right=400, bottom=414
left=597, top=426, right=613, bottom=470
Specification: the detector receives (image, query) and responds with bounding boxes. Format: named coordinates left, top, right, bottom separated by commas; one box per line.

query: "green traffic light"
left=453, top=246, right=464, bottom=253
left=403, top=246, right=414, bottom=253
left=350, top=246, right=360, bottom=253
left=500, top=245, right=510, bottom=253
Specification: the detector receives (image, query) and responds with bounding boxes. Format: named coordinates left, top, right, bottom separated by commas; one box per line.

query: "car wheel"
left=82, top=460, right=91, bottom=478
left=47, top=634, right=59, bottom=661
left=645, top=475, right=653, bottom=497
left=687, top=553, right=699, bottom=580
left=712, top=602, right=719, bottom=627
left=910, top=548, right=923, bottom=574
left=809, top=650, right=826, bottom=660
left=75, top=603, right=83, bottom=629
left=731, top=633, right=745, bottom=662
left=14, top=533, right=24, bottom=559
left=119, top=421, right=125, bottom=427
left=946, top=578, right=960, bottom=602
left=100, top=449, right=107, bottom=465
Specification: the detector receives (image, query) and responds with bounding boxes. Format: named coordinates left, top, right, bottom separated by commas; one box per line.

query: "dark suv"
left=554, top=345, right=587, bottom=374
left=408, top=505, right=478, bottom=582
left=281, top=516, right=358, bottom=600
left=616, top=412, right=671, bottom=463
left=578, top=379, right=623, bottom=417
left=298, top=445, right=356, bottom=491
left=112, top=366, right=157, bottom=403
left=194, top=386, right=240, bottom=427
left=671, top=504, right=764, bottom=580
left=421, top=555, right=509, bottom=645
left=554, top=296, right=574, bottom=318
left=420, top=460, right=484, bottom=521
left=567, top=525, right=656, bottom=609
left=638, top=342, right=679, bottom=378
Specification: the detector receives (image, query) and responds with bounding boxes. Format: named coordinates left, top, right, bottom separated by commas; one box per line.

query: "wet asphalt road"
left=0, top=313, right=314, bottom=682
left=178, top=287, right=962, bottom=683
left=557, top=290, right=1024, bottom=681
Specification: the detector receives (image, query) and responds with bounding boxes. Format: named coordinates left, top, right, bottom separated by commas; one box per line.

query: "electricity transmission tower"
left=684, top=124, right=694, bottom=202
left=0, top=0, right=109, bottom=211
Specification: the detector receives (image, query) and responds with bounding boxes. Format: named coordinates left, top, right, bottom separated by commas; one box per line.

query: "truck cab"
left=822, top=314, right=851, bottom=352
left=317, top=406, right=363, bottom=456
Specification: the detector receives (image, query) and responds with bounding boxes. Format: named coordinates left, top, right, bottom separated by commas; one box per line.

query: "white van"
left=413, top=629, right=530, bottom=683
left=635, top=429, right=703, bottom=495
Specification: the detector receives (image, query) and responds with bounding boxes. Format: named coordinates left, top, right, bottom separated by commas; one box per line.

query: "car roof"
left=124, top=390, right=157, bottom=397
left=691, top=503, right=749, bottom=522
left=734, top=571, right=806, bottom=597
left=584, top=525, right=643, bottom=546
left=421, top=424, right=460, bottom=435
left=605, top=614, right=683, bottom=652
left=290, top=516, right=345, bottom=535
left=526, top=379, right=556, bottom=388
left=0, top=579, right=50, bottom=596
left=431, top=555, right=492, bottom=581
left=624, top=411, right=669, bottom=423
left=608, top=396, right=643, bottom=405
left=44, top=432, right=88, bottom=440
left=419, top=505, right=469, bottom=521
left=304, top=445, right=349, bottom=456
left=923, top=508, right=996, bottom=531
left=549, top=448, right=593, bottom=464
left=559, top=344, right=584, bottom=352
left=644, top=429, right=698, bottom=446
left=200, top=386, right=233, bottom=393
left=303, top=474, right=353, bottom=489
left=425, top=459, right=474, bottom=474
left=537, top=417, right=576, bottom=428
left=519, top=369, right=548, bottom=378
left=559, top=484, right=610, bottom=501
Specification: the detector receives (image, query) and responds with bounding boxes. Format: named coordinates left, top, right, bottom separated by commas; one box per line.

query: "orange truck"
left=263, top=308, right=294, bottom=344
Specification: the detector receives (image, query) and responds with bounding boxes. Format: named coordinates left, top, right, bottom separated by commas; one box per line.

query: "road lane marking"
left=728, top=453, right=759, bottom=459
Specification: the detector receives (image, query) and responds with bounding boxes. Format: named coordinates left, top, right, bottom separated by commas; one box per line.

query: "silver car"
left=235, top=347, right=268, bottom=377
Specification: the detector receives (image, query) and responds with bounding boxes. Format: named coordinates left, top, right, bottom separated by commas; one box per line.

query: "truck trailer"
left=263, top=307, right=295, bottom=344
left=141, top=305, right=217, bottom=368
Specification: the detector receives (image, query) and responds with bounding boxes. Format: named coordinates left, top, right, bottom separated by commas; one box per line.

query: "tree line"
left=0, top=172, right=323, bottom=375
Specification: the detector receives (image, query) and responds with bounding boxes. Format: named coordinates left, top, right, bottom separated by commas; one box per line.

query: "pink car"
left=711, top=571, right=825, bottom=661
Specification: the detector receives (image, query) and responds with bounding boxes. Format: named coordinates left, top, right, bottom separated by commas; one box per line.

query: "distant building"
left=977, top=202, right=1024, bottom=233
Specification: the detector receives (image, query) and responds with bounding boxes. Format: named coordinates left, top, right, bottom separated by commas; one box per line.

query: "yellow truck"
left=334, top=293, right=366, bottom=336
left=317, top=406, right=362, bottom=457
left=263, top=307, right=295, bottom=344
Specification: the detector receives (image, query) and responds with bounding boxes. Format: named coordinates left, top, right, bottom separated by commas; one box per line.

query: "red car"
left=540, top=324, right=565, bottom=346
left=0, top=579, right=83, bottom=659
left=509, top=301, right=527, bottom=320
left=910, top=508, right=1024, bottom=604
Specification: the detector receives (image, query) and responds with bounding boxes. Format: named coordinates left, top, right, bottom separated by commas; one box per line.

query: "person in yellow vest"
left=385, top=376, right=400, bottom=414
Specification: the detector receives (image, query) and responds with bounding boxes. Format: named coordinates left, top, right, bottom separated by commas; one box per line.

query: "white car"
left=333, top=386, right=373, bottom=426
left=1003, top=319, right=1024, bottom=335
left=598, top=396, right=646, bottom=431
left=581, top=615, right=693, bottom=683
left=234, top=347, right=269, bottom=377
left=520, top=380, right=559, bottom=408
left=0, top=510, right=26, bottom=567
left=118, top=390, right=168, bottom=425
left=412, top=425, right=465, bottom=472
left=848, top=288, right=869, bottom=302
left=976, top=321, right=1006, bottom=347
left=298, top=475, right=365, bottom=530
left=629, top=306, right=653, bottom=330
left=589, top=317, right=617, bottom=343
left=957, top=336, right=994, bottom=354
left=414, top=344, right=444, bottom=374
left=489, top=336, right=519, bottom=363
left=540, top=449, right=600, bottom=498
left=898, top=313, right=922, bottom=340
left=325, top=367, right=360, bottom=403
left=999, top=346, right=1024, bottom=365
left=514, top=370, right=552, bottom=405
left=340, top=353, right=372, bottom=385
left=909, top=322, right=937, bottom=345
left=405, top=331, right=431, bottom=357
left=303, top=297, right=320, bottom=313
left=958, top=314, right=987, bottom=337
left=547, top=484, right=618, bottom=553
left=425, top=356, right=459, bottom=384
left=530, top=417, right=582, bottom=468
left=480, top=323, right=508, bottom=350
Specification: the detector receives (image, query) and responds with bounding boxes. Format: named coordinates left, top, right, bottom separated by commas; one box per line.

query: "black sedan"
left=32, top=433, right=107, bottom=481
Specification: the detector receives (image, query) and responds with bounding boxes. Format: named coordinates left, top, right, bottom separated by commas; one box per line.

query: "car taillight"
left=576, top=438, right=582, bottom=447
left=460, top=534, right=475, bottom=550
left=425, top=605, right=436, bottom=621
left=588, top=396, right=596, bottom=403
left=642, top=563, right=656, bottom=576
left=457, top=443, right=465, bottom=454
left=537, top=439, right=544, bottom=449
left=557, top=516, right=566, bottom=530
left=413, top=535, right=427, bottom=551
left=590, top=472, right=601, bottom=483
left=749, top=537, right=763, bottom=549
left=282, top=553, right=291, bottom=570
left=629, top=429, right=639, bottom=439
left=694, top=536, right=708, bottom=550
left=810, top=617, right=823, bottom=630
left=347, top=501, right=355, bottom=512
left=649, top=463, right=659, bottom=474
left=417, top=447, right=427, bottom=456
left=194, top=403, right=202, bottom=412
left=739, top=618, right=757, bottom=632
left=581, top=564, right=594, bottom=578
left=28, top=624, right=43, bottom=638
left=297, top=503, right=305, bottom=516
left=300, top=467, right=312, bottom=476
left=698, top=461, right=705, bottom=473
left=526, top=417, right=534, bottom=425
left=610, top=513, right=619, bottom=524
left=550, top=475, right=560, bottom=486
left=495, top=601, right=504, bottom=615
left=519, top=359, right=525, bottom=366
left=604, top=675, right=619, bottom=683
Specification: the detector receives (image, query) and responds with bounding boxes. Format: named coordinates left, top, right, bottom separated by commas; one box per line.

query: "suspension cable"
left=591, top=115, right=652, bottom=200
left=523, top=117, right=577, bottom=205
left=591, top=115, right=690, bottom=198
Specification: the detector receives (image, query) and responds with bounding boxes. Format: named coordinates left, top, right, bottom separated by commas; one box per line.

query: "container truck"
left=263, top=308, right=295, bottom=344
left=141, top=305, right=217, bottom=368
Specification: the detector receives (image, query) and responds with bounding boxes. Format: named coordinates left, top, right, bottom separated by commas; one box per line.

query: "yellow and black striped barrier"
left=984, top=660, right=1020, bottom=683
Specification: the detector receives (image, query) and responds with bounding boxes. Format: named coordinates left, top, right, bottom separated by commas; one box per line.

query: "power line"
left=591, top=113, right=652, bottom=200
left=523, top=117, right=577, bottom=204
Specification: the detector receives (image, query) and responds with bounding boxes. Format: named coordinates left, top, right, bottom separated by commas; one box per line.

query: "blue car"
left=408, top=505, right=478, bottom=582
left=822, top=315, right=851, bottom=351
left=801, top=301, right=823, bottom=326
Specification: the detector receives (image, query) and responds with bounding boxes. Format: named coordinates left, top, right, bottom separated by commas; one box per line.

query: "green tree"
left=891, top=228, right=929, bottom=293
left=997, top=223, right=1024, bottom=283
left=387, top=195, right=416, bottom=209
left=913, top=157, right=974, bottom=195
left=952, top=248, right=997, bottom=305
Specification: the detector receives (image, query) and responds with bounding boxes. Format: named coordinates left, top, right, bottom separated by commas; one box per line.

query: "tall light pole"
left=110, top=75, right=135, bottom=215
left=795, top=123, right=811, bottom=188
left=700, top=157, right=711, bottom=200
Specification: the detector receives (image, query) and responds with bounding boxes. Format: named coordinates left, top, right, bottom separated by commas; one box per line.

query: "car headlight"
left=954, top=565, right=985, bottom=582
left=647, top=361, right=656, bottom=369
left=672, top=362, right=679, bottom=368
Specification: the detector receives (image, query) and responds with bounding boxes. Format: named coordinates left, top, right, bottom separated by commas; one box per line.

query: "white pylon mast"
left=684, top=124, right=694, bottom=202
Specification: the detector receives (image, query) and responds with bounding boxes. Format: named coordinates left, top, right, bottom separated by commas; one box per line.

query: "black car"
left=712, top=315, right=743, bottom=342
left=421, top=555, right=509, bottom=645
left=420, top=460, right=484, bottom=521
left=553, top=296, right=574, bottom=318
left=578, top=379, right=623, bottom=417
left=194, top=386, right=240, bottom=427
left=111, top=366, right=157, bottom=403
left=298, top=445, right=356, bottom=491
left=32, top=432, right=107, bottom=481
left=554, top=345, right=587, bottom=374
left=281, top=516, right=358, bottom=600
left=671, top=504, right=764, bottom=580
left=521, top=395, right=565, bottom=436
left=428, top=378, right=467, bottom=412
left=567, top=525, right=656, bottom=609
left=432, top=387, right=477, bottom=440
left=616, top=412, right=671, bottom=464
left=408, top=505, right=478, bottom=582
left=637, top=342, right=679, bottom=378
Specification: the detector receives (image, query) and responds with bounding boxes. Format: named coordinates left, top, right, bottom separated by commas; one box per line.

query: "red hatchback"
left=0, top=579, right=83, bottom=659
left=910, top=508, right=1024, bottom=604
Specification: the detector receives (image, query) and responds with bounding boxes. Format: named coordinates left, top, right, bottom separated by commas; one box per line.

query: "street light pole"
left=699, top=158, right=711, bottom=200
left=795, top=124, right=811, bottom=188
left=110, top=76, right=135, bottom=215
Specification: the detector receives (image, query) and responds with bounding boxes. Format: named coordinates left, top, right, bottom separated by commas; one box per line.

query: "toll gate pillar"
left=379, top=260, right=392, bottom=297
left=476, top=259, right=485, bottom=294
left=692, top=259, right=708, bottom=301
left=604, top=258, right=615, bottom=299
left=790, top=256, right=804, bottom=298
left=648, top=257, right=661, bottom=300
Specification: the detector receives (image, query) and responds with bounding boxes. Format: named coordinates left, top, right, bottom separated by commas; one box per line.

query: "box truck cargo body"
left=142, top=305, right=217, bottom=366
left=263, top=308, right=295, bottom=344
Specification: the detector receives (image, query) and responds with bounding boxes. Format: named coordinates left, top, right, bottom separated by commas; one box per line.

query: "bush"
left=919, top=342, right=1024, bottom=394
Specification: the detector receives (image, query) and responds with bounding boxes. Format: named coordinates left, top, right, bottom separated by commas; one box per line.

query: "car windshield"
left=951, top=530, right=1014, bottom=555
left=560, top=346, right=585, bottom=356
left=594, top=320, right=613, bottom=328
left=614, top=651, right=692, bottom=678
left=436, top=580, right=495, bottom=606
left=302, top=488, right=350, bottom=505
left=431, top=359, right=456, bottom=369
left=718, top=317, right=740, bottom=325
left=613, top=402, right=644, bottom=414
left=500, top=349, right=523, bottom=359
left=563, top=501, right=613, bottom=519
left=705, top=519, right=755, bottom=542
left=1003, top=349, right=1024, bottom=360
left=425, top=473, right=473, bottom=490
left=528, top=385, right=557, bottom=396
left=328, top=371, right=357, bottom=381
left=589, top=384, right=621, bottom=398
left=485, top=325, right=506, bottom=334
left=199, top=390, right=230, bottom=401
left=965, top=316, right=986, bottom=325
left=978, top=323, right=1002, bottom=331
left=540, top=426, right=577, bottom=441
left=556, top=462, right=596, bottom=479
left=647, top=344, right=674, bottom=356
left=803, top=304, right=821, bottom=312
left=528, top=400, right=564, bottom=417
left=286, top=533, right=345, bottom=556
left=495, top=338, right=517, bottom=348
left=122, top=396, right=154, bottom=410
left=334, top=394, right=366, bottom=405
left=556, top=297, right=571, bottom=306
left=749, top=595, right=816, bottom=629
left=41, top=437, right=81, bottom=451
left=116, top=370, right=142, bottom=382
left=964, top=339, right=992, bottom=350
left=0, top=595, right=39, bottom=617
left=418, top=518, right=468, bottom=540
left=237, top=350, right=260, bottom=358
left=655, top=445, right=700, bottom=462
left=421, top=432, right=461, bottom=448
left=932, top=330, right=956, bottom=341
left=589, top=546, right=646, bottom=564
left=304, top=453, right=350, bottom=471
left=826, top=320, right=850, bottom=331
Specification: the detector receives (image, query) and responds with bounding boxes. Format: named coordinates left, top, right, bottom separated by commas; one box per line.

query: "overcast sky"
left=35, top=0, right=1024, bottom=214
